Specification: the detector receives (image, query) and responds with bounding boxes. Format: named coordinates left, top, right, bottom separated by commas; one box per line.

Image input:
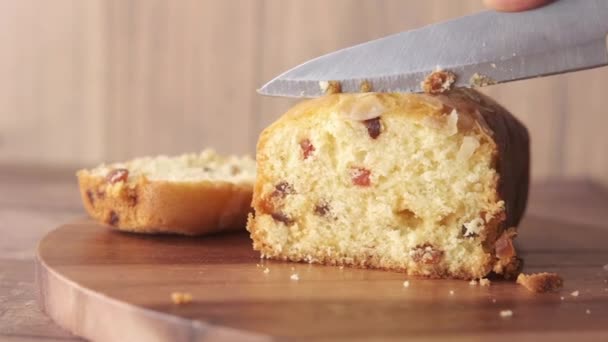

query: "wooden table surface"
left=2, top=164, right=608, bottom=341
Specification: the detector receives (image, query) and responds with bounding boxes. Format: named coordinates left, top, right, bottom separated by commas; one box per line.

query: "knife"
left=259, top=0, right=608, bottom=98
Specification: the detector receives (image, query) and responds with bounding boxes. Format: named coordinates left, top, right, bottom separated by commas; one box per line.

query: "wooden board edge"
left=34, top=228, right=270, bottom=342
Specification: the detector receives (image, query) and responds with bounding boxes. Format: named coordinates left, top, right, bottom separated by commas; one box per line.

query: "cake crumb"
left=560, top=296, right=565, bottom=301
left=449, top=290, right=455, bottom=296
left=319, top=80, right=342, bottom=94
left=479, top=278, right=491, bottom=287
left=492, top=298, right=497, bottom=303
left=517, top=272, right=563, bottom=293
left=586, top=309, right=591, bottom=314
left=421, top=69, right=456, bottom=94
left=339, top=266, right=344, bottom=270
left=359, top=80, right=373, bottom=92
left=469, top=279, right=478, bottom=286
left=603, top=264, right=608, bottom=271
left=171, top=292, right=193, bottom=304
left=263, top=267, right=270, bottom=274
left=403, top=280, right=410, bottom=288
left=500, top=310, right=513, bottom=318
left=491, top=63, right=497, bottom=68
left=470, top=73, right=496, bottom=87
left=290, top=273, right=300, bottom=281
left=571, top=290, right=579, bottom=297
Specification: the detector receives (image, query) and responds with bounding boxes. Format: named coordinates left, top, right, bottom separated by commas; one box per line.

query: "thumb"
left=483, top=0, right=554, bottom=12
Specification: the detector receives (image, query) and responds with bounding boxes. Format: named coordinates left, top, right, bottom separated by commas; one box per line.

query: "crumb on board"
left=492, top=298, right=497, bottom=303
left=290, top=273, right=300, bottom=281
left=359, top=80, right=373, bottom=92
left=469, top=279, right=478, bottom=286
left=571, top=290, right=580, bottom=297
left=339, top=266, right=344, bottom=270
left=403, top=280, right=410, bottom=288
left=586, top=309, right=591, bottom=315
left=500, top=310, right=513, bottom=318
left=421, top=69, right=456, bottom=94
left=449, top=290, right=455, bottom=296
left=470, top=73, right=497, bottom=87
left=560, top=296, right=565, bottom=301
left=319, top=80, right=342, bottom=94
left=479, top=278, right=491, bottom=287
left=516, top=272, right=563, bottom=293
left=171, top=292, right=193, bottom=304
left=263, top=267, right=270, bottom=274
left=603, top=263, right=608, bottom=271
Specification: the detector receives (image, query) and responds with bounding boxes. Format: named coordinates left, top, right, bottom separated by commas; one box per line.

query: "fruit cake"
left=77, top=149, right=255, bottom=235
left=247, top=88, right=529, bottom=279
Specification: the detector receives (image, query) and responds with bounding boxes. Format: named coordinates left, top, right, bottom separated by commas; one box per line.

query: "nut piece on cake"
left=247, top=89, right=529, bottom=279
left=77, top=150, right=256, bottom=235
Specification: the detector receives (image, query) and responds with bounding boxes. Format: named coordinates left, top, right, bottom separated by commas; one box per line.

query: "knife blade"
left=259, top=0, right=608, bottom=98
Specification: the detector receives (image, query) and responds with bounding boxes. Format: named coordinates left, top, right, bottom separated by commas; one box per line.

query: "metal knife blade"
left=259, top=0, right=608, bottom=98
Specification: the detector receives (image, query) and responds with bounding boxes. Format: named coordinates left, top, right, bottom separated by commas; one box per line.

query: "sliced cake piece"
left=247, top=89, right=529, bottom=279
left=77, top=149, right=255, bottom=235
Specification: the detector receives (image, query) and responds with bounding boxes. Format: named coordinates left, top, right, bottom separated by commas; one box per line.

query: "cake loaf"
left=78, top=150, right=255, bottom=235
left=247, top=89, right=529, bottom=279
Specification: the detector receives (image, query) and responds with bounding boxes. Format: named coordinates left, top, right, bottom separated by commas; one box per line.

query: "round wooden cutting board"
left=36, top=218, right=608, bottom=341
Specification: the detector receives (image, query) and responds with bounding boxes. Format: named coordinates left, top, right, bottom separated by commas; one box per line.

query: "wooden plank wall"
left=0, top=0, right=607, bottom=185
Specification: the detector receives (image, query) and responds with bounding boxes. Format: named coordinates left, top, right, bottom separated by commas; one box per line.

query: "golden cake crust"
left=248, top=89, right=529, bottom=279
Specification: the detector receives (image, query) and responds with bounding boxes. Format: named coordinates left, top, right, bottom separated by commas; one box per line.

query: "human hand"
left=483, top=0, right=554, bottom=12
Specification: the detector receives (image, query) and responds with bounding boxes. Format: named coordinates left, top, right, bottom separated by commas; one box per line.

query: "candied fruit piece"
left=106, top=168, right=129, bottom=184
left=350, top=167, right=371, bottom=187
left=495, top=229, right=516, bottom=261
left=421, top=69, right=456, bottom=94
left=299, top=139, right=315, bottom=160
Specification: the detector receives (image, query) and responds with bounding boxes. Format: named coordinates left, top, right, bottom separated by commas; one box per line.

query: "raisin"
left=363, top=117, right=382, bottom=139
left=86, top=190, right=95, bottom=206
left=271, top=212, right=294, bottom=225
left=273, top=181, right=294, bottom=198
left=410, top=244, right=444, bottom=264
left=106, top=168, right=129, bottom=184
left=108, top=211, right=119, bottom=226
left=299, top=139, right=315, bottom=160
left=350, top=167, right=371, bottom=187
left=314, top=202, right=330, bottom=216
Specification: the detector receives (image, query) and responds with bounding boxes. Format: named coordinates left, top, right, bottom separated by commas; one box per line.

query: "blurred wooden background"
left=0, top=0, right=607, bottom=185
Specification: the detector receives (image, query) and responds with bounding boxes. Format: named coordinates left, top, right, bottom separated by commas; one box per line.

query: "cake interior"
left=87, top=150, right=256, bottom=184
left=251, top=94, right=505, bottom=279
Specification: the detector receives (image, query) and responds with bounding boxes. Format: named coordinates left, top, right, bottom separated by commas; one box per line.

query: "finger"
left=483, top=0, right=553, bottom=12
